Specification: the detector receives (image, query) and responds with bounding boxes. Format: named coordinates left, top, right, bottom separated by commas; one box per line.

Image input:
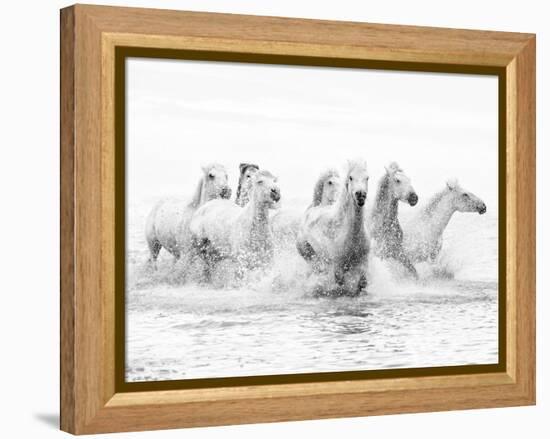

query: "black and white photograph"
left=125, top=58, right=498, bottom=383
left=1, top=0, right=544, bottom=436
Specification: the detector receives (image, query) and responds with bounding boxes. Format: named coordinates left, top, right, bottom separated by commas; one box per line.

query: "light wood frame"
left=60, top=4, right=536, bottom=434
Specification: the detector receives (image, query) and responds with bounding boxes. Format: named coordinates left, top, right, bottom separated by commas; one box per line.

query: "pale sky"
left=126, top=58, right=498, bottom=211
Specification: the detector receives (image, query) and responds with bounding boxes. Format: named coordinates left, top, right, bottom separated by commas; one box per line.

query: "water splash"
left=125, top=199, right=499, bottom=382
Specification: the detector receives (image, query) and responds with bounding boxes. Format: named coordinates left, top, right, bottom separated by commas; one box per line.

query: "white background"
left=127, top=59, right=498, bottom=208
left=0, top=1, right=546, bottom=438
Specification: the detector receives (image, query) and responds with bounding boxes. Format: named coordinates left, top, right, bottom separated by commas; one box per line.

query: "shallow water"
left=126, top=198, right=498, bottom=382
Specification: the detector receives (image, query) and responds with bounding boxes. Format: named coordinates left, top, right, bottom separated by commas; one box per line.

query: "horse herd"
left=145, top=160, right=487, bottom=296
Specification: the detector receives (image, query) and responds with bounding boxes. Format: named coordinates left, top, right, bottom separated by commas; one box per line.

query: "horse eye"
left=208, top=173, right=215, bottom=179
left=395, top=179, right=401, bottom=184
left=463, top=193, right=469, bottom=198
left=257, top=180, right=264, bottom=184
left=328, top=181, right=333, bottom=185
left=349, top=176, right=353, bottom=181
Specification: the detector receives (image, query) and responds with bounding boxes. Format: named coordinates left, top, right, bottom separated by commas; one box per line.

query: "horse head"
left=384, top=161, right=418, bottom=206
left=312, top=169, right=340, bottom=207
left=236, top=163, right=259, bottom=206
left=201, top=163, right=231, bottom=203
left=251, top=170, right=280, bottom=208
left=446, top=179, right=487, bottom=214
left=345, top=159, right=369, bottom=207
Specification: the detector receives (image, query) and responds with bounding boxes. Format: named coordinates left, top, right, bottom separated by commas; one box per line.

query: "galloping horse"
left=310, top=169, right=341, bottom=207
left=296, top=159, right=370, bottom=296
left=234, top=162, right=296, bottom=251
left=144, top=163, right=231, bottom=267
left=271, top=169, right=341, bottom=248
left=370, top=162, right=418, bottom=277
left=235, top=163, right=259, bottom=207
left=189, top=170, right=281, bottom=278
left=402, top=179, right=486, bottom=263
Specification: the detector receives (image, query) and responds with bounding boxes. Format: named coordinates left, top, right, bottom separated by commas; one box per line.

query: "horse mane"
left=311, top=169, right=339, bottom=206
left=423, top=188, right=450, bottom=216
left=255, top=169, right=275, bottom=180
left=236, top=163, right=259, bottom=204
left=239, top=163, right=259, bottom=174
left=375, top=162, right=406, bottom=208
left=385, top=161, right=402, bottom=174
left=345, top=158, right=368, bottom=178
left=375, top=173, right=391, bottom=208
left=188, top=177, right=205, bottom=208
left=424, top=178, right=462, bottom=216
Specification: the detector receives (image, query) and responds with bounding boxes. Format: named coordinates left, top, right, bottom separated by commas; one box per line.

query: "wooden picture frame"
left=60, top=4, right=536, bottom=434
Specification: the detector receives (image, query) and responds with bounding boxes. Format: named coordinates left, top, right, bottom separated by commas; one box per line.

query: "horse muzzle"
left=478, top=203, right=487, bottom=214
left=354, top=191, right=367, bottom=207
left=220, top=186, right=232, bottom=200
left=270, top=187, right=281, bottom=202
left=408, top=192, right=418, bottom=206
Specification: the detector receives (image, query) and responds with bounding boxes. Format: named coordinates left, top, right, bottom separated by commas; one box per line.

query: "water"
left=125, top=198, right=498, bottom=382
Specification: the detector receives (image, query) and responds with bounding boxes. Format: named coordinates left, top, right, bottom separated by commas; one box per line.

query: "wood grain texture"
left=60, top=4, right=536, bottom=434
left=505, top=58, right=518, bottom=382
left=75, top=8, right=104, bottom=430
left=513, top=37, right=536, bottom=399
left=83, top=4, right=531, bottom=66
left=60, top=6, right=75, bottom=433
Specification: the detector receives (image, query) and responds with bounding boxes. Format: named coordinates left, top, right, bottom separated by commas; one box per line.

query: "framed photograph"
left=60, top=4, right=536, bottom=434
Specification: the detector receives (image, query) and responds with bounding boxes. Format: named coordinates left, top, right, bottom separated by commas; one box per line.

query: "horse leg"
left=334, top=264, right=346, bottom=286
left=429, top=239, right=443, bottom=263
left=356, top=271, right=368, bottom=295
left=396, top=251, right=418, bottom=279
left=298, top=240, right=329, bottom=274
left=172, top=248, right=181, bottom=263
left=336, top=266, right=367, bottom=297
left=145, top=201, right=164, bottom=270
left=195, top=238, right=216, bottom=283
left=147, top=238, right=162, bottom=270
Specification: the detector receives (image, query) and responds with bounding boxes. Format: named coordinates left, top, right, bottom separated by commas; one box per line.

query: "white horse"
left=234, top=163, right=259, bottom=207
left=270, top=169, right=341, bottom=248
left=402, top=179, right=487, bottom=263
left=144, top=163, right=231, bottom=267
left=296, top=159, right=370, bottom=296
left=189, top=170, right=281, bottom=278
left=271, top=169, right=342, bottom=249
left=310, top=168, right=341, bottom=208
left=370, top=162, right=418, bottom=277
left=232, top=164, right=338, bottom=249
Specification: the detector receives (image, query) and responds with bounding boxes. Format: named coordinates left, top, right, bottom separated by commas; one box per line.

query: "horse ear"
left=446, top=179, right=459, bottom=191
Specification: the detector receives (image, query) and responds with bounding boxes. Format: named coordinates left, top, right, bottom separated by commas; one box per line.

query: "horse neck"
left=235, top=177, right=246, bottom=206
left=312, top=179, right=324, bottom=206
left=335, top=188, right=365, bottom=236
left=424, top=193, right=456, bottom=238
left=374, top=176, right=398, bottom=224
left=242, top=195, right=270, bottom=235
left=350, top=202, right=366, bottom=236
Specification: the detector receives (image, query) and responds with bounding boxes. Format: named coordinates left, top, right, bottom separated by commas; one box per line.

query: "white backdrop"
left=127, top=59, right=497, bottom=208
left=0, top=1, right=546, bottom=438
